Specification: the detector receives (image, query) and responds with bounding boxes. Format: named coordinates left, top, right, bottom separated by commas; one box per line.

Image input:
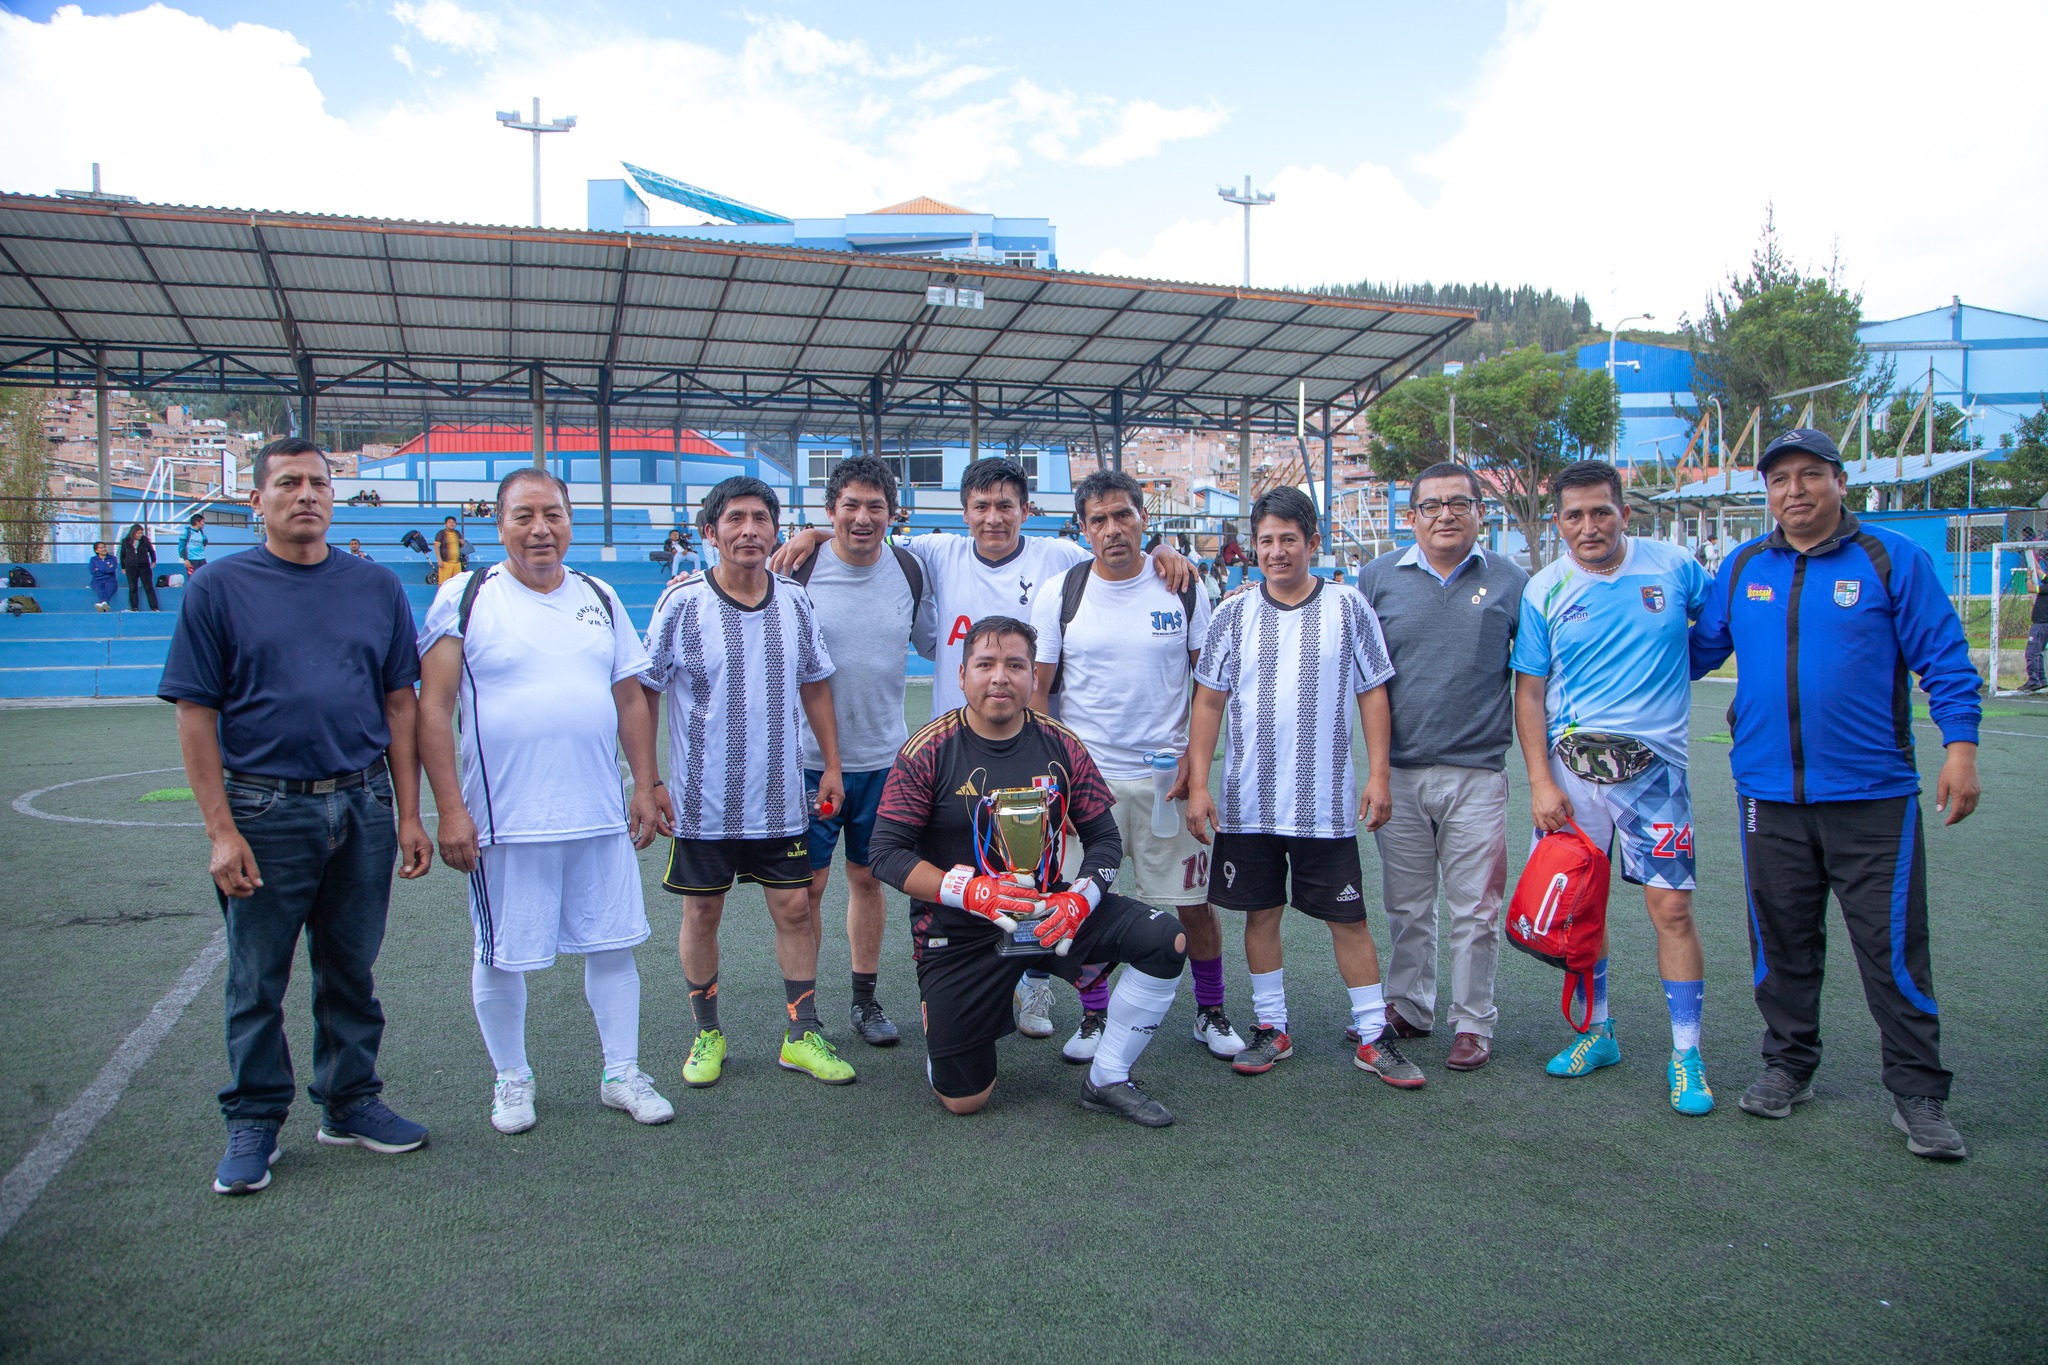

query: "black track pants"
left=1737, top=794, right=1949, bottom=1099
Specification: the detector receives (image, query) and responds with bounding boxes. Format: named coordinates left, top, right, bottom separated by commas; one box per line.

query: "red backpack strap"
left=1562, top=972, right=1592, bottom=1033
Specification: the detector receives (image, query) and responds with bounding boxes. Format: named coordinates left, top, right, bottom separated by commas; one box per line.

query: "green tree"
left=1684, top=208, right=1889, bottom=443
left=0, top=387, right=57, bottom=562
left=1990, top=406, right=2048, bottom=509
left=1367, top=346, right=1619, bottom=567
left=1310, top=279, right=1598, bottom=364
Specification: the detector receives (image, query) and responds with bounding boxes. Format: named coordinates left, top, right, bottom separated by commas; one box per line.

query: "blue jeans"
left=218, top=770, right=397, bottom=1128
left=2027, top=622, right=2047, bottom=687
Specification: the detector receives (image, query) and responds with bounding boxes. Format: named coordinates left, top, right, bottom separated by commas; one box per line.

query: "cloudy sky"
left=2, top=0, right=2043, bottom=328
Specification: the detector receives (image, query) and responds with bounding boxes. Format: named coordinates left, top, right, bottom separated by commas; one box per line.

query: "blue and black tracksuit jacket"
left=1690, top=511, right=1981, bottom=804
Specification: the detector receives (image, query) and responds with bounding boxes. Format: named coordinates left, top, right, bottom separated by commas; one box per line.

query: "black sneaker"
left=1891, top=1094, right=1967, bottom=1160
left=850, top=999, right=900, bottom=1047
left=1080, top=1076, right=1175, bottom=1128
left=1737, top=1066, right=1814, bottom=1119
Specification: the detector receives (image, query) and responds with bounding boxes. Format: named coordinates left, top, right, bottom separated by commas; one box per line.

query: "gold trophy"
left=987, top=786, right=1054, bottom=957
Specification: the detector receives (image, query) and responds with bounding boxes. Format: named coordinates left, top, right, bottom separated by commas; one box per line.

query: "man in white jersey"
left=1185, top=486, right=1425, bottom=1088
left=642, top=476, right=854, bottom=1089
left=417, top=469, right=676, bottom=1135
left=791, top=456, right=937, bottom=1047
left=1030, top=469, right=1245, bottom=1062
left=1510, top=459, right=1716, bottom=1116
left=772, top=455, right=1192, bottom=1038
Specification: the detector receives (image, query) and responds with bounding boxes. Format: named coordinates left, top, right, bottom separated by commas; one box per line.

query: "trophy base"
left=994, top=915, right=1051, bottom=957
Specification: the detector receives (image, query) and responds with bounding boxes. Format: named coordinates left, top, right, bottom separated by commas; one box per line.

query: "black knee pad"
left=1127, top=908, right=1189, bottom=979
left=928, top=1043, right=997, bottom=1100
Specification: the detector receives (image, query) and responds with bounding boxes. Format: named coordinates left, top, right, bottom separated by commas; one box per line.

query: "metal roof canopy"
left=1650, top=448, right=1998, bottom=505
left=0, top=195, right=1475, bottom=448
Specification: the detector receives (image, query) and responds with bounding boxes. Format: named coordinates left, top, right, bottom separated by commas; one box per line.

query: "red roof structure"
left=391, top=423, right=731, bottom=459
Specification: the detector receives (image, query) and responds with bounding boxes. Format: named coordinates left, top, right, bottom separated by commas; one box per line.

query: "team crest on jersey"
left=1746, top=583, right=1775, bottom=602
left=1640, top=586, right=1666, bottom=613
left=1834, top=579, right=1861, bottom=607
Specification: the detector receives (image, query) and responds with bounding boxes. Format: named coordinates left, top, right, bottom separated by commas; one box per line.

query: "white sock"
left=1348, top=982, right=1386, bottom=1045
left=1250, top=968, right=1288, bottom=1032
left=471, top=961, right=529, bottom=1077
left=1088, top=967, right=1180, bottom=1087
left=583, top=949, right=642, bottom=1076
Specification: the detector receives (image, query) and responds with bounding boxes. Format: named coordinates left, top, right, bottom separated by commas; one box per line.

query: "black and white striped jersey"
left=1193, top=579, right=1395, bottom=839
left=641, top=570, right=834, bottom=841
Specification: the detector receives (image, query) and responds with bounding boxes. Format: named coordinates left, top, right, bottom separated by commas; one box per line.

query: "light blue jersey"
left=1510, top=537, right=1710, bottom=767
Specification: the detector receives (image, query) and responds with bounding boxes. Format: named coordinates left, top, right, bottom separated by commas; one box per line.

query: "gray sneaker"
left=1891, top=1094, right=1968, bottom=1160
left=1737, top=1066, right=1814, bottom=1119
left=850, top=999, right=900, bottom=1047
left=1080, top=1076, right=1175, bottom=1128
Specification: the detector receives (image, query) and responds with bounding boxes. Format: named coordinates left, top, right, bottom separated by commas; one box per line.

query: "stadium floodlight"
left=496, top=98, right=578, bottom=227
left=1215, top=175, right=1275, bottom=288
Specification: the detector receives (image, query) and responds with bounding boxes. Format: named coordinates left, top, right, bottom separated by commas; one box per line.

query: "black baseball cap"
left=1759, top=427, right=1843, bottom=472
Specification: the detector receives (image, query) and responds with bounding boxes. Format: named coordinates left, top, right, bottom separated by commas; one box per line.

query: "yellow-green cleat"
left=682, top=1028, right=727, bottom=1088
left=778, top=1029, right=856, bottom=1085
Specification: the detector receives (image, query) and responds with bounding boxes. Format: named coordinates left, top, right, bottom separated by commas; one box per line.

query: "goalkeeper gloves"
left=938, top=865, right=1039, bottom=931
left=1033, top=880, right=1101, bottom=956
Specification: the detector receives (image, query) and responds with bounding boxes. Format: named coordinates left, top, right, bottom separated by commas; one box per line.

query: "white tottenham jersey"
left=419, top=568, right=649, bottom=845
left=1193, top=579, right=1396, bottom=839
left=1030, top=565, right=1214, bottom=781
left=907, top=532, right=1091, bottom=714
left=641, top=570, right=834, bottom=841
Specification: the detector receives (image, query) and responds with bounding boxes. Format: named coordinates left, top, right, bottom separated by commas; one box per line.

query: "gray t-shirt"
left=1357, top=545, right=1528, bottom=771
left=798, top=540, right=938, bottom=772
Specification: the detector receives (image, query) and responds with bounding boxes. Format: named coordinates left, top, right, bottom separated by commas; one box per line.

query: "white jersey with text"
left=641, top=571, right=834, bottom=841
left=907, top=531, right=1090, bottom=714
left=418, top=569, right=649, bottom=845
left=1030, top=564, right=1213, bottom=780
left=1193, top=578, right=1396, bottom=839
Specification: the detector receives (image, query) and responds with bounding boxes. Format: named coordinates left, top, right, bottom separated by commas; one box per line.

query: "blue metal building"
left=1858, top=297, right=2048, bottom=448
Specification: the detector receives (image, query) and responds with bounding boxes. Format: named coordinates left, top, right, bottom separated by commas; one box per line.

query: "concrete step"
left=0, top=611, right=176, bottom=640
left=0, top=664, right=161, bottom=699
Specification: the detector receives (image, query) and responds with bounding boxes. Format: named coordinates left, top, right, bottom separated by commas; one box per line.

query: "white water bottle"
left=1146, top=750, right=1180, bottom=839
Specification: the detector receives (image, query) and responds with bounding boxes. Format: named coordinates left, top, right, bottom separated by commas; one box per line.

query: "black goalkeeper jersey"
left=869, top=708, right=1122, bottom=943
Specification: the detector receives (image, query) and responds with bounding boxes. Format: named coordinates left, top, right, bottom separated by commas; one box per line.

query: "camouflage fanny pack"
left=1554, top=731, right=1655, bottom=785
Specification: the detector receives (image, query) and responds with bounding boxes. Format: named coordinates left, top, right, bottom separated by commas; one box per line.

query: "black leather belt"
left=224, top=760, right=387, bottom=796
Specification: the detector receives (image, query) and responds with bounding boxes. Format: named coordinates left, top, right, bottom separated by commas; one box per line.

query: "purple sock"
left=1190, top=955, right=1225, bottom=1009
left=1079, top=974, right=1112, bottom=1012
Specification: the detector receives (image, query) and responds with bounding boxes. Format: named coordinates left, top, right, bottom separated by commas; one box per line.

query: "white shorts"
left=1105, top=775, right=1212, bottom=906
left=469, top=831, right=649, bottom=971
left=1542, top=753, right=1697, bottom=892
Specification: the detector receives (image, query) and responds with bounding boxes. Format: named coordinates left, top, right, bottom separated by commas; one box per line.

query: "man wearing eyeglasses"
left=1357, top=465, right=1527, bottom=1071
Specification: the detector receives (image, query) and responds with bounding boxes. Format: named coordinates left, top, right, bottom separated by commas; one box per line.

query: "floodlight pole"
left=496, top=98, right=577, bottom=227
left=94, top=351, right=112, bottom=544
left=1606, top=313, right=1653, bottom=458
left=1216, top=175, right=1275, bottom=288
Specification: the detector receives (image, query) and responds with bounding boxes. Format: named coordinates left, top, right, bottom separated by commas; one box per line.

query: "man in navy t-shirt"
left=160, top=438, right=434, bottom=1196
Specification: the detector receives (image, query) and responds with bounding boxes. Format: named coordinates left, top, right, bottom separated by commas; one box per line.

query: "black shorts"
left=663, top=835, right=813, bottom=895
left=1209, top=832, right=1366, bottom=922
left=917, top=892, right=1185, bottom=1097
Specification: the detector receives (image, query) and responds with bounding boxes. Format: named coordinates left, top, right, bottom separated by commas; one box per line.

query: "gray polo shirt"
left=1357, top=544, right=1528, bottom=771
left=797, top=539, right=938, bottom=772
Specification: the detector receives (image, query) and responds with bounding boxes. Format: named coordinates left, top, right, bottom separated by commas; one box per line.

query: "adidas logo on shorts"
left=1336, top=884, right=1360, bottom=903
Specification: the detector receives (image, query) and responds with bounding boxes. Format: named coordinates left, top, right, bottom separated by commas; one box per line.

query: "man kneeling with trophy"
left=869, top=616, right=1189, bottom=1126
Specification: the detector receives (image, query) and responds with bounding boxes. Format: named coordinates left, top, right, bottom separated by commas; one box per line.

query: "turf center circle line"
left=13, top=769, right=453, bottom=828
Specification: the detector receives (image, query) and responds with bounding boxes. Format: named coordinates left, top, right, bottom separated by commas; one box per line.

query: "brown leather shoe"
left=1446, top=1032, right=1491, bottom=1071
left=1347, top=1012, right=1431, bottom=1044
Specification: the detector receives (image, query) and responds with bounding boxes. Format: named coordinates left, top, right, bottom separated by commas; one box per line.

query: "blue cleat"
left=212, top=1123, right=280, bottom=1195
left=317, top=1098, right=428, bottom=1154
left=1668, top=1047, right=1715, bottom=1116
left=1545, top=1019, right=1621, bottom=1077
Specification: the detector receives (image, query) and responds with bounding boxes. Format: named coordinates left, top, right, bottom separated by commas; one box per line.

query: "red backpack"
left=1506, top=821, right=1610, bottom=1032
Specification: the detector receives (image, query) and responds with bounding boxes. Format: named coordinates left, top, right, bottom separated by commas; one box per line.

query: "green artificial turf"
left=0, top=689, right=2043, bottom=1361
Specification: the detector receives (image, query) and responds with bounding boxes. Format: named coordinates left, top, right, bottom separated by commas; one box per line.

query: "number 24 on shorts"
left=1651, top=823, right=1693, bottom=859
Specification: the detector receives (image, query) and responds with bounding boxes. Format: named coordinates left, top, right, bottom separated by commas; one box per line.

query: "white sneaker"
left=600, top=1065, right=676, bottom=1125
left=491, top=1072, right=537, bottom=1134
left=1192, top=1005, right=1248, bottom=1058
left=1061, top=1009, right=1106, bottom=1063
left=1014, top=975, right=1055, bottom=1038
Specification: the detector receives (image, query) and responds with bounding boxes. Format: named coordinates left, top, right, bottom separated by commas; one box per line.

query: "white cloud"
left=390, top=42, right=413, bottom=71
left=0, top=8, right=1228, bottom=230
left=913, top=64, right=1001, bottom=101
left=390, top=0, right=497, bottom=56
left=1090, top=0, right=2048, bottom=322
left=1075, top=99, right=1228, bottom=169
